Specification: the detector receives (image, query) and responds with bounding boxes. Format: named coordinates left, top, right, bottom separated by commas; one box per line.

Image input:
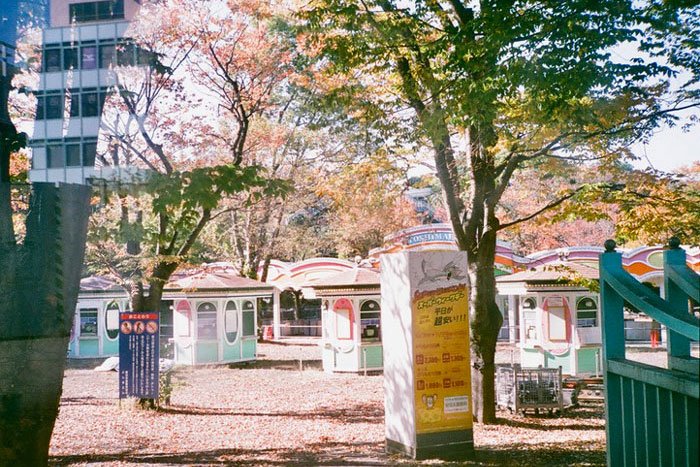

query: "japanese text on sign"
left=119, top=312, right=159, bottom=399
left=412, top=285, right=472, bottom=434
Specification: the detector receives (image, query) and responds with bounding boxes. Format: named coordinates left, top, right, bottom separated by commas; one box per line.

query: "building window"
left=80, top=309, right=98, bottom=337
left=105, top=301, right=120, bottom=340
left=197, top=302, right=217, bottom=340
left=70, top=0, right=124, bottom=23
left=63, top=47, right=79, bottom=70
left=224, top=301, right=239, bottom=344
left=137, top=46, right=154, bottom=66
left=100, top=43, right=116, bottom=68
left=117, top=42, right=135, bottom=66
left=82, top=91, right=99, bottom=117
left=360, top=299, right=380, bottom=341
left=576, top=297, right=598, bottom=328
left=83, top=141, right=98, bottom=167
left=69, top=91, right=81, bottom=117
left=43, top=47, right=61, bottom=72
left=45, top=93, right=63, bottom=119
left=66, top=143, right=81, bottom=166
left=35, top=94, right=45, bottom=120
left=47, top=144, right=64, bottom=168
left=242, top=300, right=255, bottom=337
left=81, top=45, right=97, bottom=70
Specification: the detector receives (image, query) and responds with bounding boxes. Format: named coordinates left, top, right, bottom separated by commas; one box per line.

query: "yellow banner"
left=412, top=285, right=472, bottom=434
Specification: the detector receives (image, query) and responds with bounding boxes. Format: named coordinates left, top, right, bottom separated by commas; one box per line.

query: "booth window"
left=105, top=301, right=120, bottom=340
left=197, top=302, right=218, bottom=340
left=522, top=297, right=537, bottom=340
left=546, top=297, right=568, bottom=341
left=360, top=300, right=381, bottom=341
left=576, top=297, right=598, bottom=328
left=225, top=300, right=239, bottom=343
left=175, top=300, right=191, bottom=337
left=242, top=300, right=255, bottom=337
left=159, top=303, right=174, bottom=340
left=333, top=298, right=354, bottom=341
left=80, top=309, right=98, bottom=337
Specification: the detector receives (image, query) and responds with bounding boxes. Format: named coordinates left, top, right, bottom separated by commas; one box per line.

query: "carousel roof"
left=80, top=275, right=124, bottom=293
left=166, top=270, right=273, bottom=291
left=312, top=267, right=380, bottom=288
left=496, top=261, right=599, bottom=283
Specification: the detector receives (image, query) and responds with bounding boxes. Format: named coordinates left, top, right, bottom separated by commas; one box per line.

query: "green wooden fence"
left=600, top=238, right=699, bottom=467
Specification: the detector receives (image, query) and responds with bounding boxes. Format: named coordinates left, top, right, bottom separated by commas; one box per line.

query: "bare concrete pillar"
left=508, top=295, right=517, bottom=343
left=273, top=288, right=281, bottom=340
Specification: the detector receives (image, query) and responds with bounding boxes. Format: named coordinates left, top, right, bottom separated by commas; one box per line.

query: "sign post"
left=381, top=250, right=473, bottom=460
left=119, top=312, right=160, bottom=400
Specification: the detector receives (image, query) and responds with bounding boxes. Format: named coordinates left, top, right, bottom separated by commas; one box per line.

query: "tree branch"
left=497, top=186, right=587, bottom=231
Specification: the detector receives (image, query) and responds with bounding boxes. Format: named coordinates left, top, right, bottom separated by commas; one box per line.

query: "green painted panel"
left=576, top=347, right=600, bottom=375
left=544, top=350, right=571, bottom=374
left=78, top=338, right=99, bottom=357
left=241, top=338, right=256, bottom=360
left=222, top=340, right=242, bottom=362
left=102, top=337, right=118, bottom=356
left=360, top=345, right=383, bottom=369
left=196, top=342, right=218, bottom=364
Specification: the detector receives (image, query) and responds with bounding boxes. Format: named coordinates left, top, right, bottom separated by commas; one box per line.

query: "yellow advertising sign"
left=412, top=285, right=472, bottom=434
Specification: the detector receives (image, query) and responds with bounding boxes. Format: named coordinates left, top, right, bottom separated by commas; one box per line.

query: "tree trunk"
left=466, top=228, right=503, bottom=423
left=0, top=183, right=91, bottom=466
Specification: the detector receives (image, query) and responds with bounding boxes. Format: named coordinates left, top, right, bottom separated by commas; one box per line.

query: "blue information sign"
left=119, top=312, right=159, bottom=399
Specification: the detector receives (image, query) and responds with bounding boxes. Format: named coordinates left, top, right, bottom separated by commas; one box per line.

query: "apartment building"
left=29, top=0, right=141, bottom=184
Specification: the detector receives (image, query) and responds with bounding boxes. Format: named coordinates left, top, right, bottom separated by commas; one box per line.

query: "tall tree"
left=302, top=0, right=699, bottom=422
left=87, top=0, right=290, bottom=314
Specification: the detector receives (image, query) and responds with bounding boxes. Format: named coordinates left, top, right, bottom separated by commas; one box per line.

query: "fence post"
left=599, top=240, right=625, bottom=467
left=664, top=237, right=692, bottom=369
left=600, top=240, right=625, bottom=361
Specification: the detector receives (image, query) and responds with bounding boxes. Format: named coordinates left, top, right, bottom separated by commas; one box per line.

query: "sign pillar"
left=381, top=250, right=474, bottom=460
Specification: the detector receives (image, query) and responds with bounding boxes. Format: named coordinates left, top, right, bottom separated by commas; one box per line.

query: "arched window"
left=197, top=302, right=218, bottom=340
left=105, top=301, right=120, bottom=340
left=333, top=298, right=354, bottom=340
left=224, top=300, right=239, bottom=344
left=576, top=297, right=598, bottom=328
left=242, top=300, right=255, bottom=337
left=360, top=300, right=381, bottom=340
left=79, top=308, right=98, bottom=337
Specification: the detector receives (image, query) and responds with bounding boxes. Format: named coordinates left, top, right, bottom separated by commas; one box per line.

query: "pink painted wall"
left=50, top=0, right=141, bottom=27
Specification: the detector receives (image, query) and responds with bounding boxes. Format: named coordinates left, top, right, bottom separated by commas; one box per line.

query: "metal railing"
left=600, top=238, right=699, bottom=467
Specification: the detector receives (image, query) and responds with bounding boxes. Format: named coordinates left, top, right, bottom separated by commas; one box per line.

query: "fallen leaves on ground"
left=49, top=343, right=606, bottom=466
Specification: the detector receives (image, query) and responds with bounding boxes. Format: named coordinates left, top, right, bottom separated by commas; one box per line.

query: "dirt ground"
left=48, top=342, right=614, bottom=466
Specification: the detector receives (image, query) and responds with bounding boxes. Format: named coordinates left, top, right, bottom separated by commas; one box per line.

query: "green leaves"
left=147, top=164, right=291, bottom=217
